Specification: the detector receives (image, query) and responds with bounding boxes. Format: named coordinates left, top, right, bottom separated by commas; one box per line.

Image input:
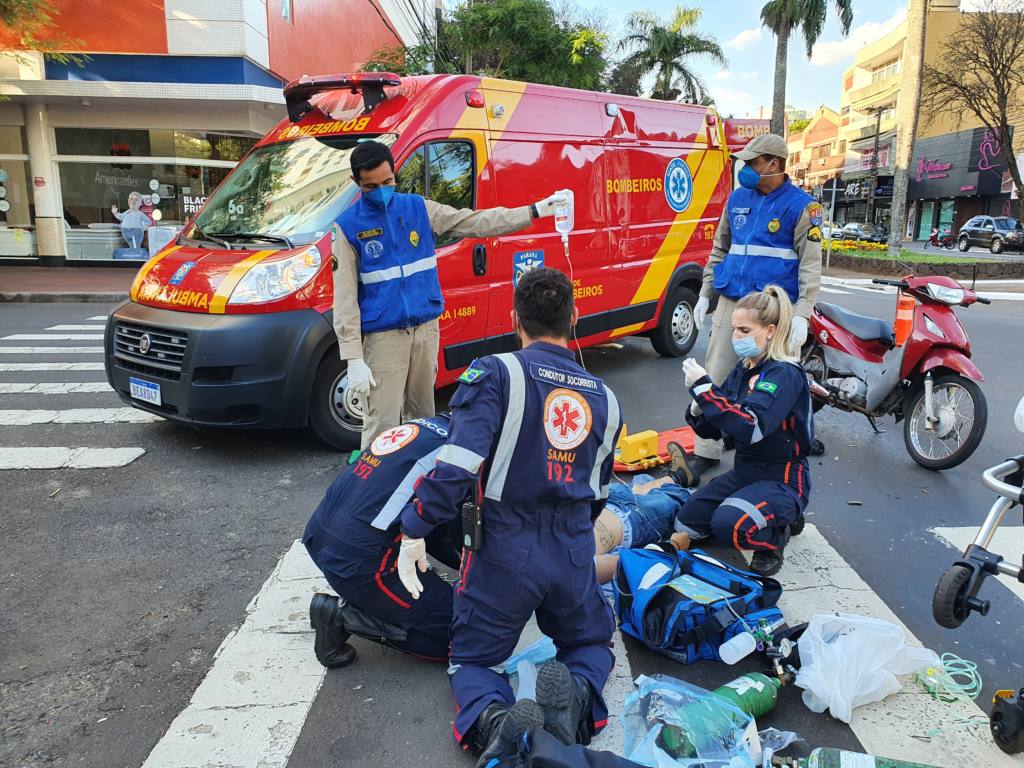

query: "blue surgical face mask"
left=732, top=335, right=764, bottom=359
left=737, top=163, right=762, bottom=190
left=364, top=185, right=395, bottom=209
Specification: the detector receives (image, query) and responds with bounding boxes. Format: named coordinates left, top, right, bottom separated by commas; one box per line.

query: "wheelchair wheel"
left=932, top=564, right=972, bottom=628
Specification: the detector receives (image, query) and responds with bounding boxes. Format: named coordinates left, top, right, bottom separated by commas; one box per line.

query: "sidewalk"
left=0, top=266, right=135, bottom=303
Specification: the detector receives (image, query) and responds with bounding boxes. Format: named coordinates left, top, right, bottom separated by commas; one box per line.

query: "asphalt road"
left=1, top=289, right=1022, bottom=768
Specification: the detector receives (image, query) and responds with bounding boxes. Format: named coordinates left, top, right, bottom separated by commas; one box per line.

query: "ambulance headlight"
left=228, top=246, right=322, bottom=304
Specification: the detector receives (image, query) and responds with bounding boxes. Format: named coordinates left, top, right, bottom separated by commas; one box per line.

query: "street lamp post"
left=865, top=106, right=883, bottom=224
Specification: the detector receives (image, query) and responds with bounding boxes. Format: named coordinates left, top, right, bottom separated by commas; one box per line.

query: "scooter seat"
left=815, top=302, right=896, bottom=348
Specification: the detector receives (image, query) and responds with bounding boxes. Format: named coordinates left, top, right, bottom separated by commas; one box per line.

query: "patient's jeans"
left=605, top=479, right=691, bottom=551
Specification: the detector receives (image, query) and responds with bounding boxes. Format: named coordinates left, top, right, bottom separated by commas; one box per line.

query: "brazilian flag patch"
left=458, top=367, right=488, bottom=385
left=755, top=380, right=779, bottom=395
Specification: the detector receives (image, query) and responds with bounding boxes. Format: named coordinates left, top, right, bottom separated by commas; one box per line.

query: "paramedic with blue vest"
left=333, top=140, right=569, bottom=448
left=676, top=286, right=812, bottom=577
left=689, top=133, right=822, bottom=479
left=396, top=268, right=623, bottom=766
left=303, top=413, right=463, bottom=668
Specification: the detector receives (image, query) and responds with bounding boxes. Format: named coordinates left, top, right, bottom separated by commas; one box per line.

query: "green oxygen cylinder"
left=786, top=748, right=941, bottom=768
left=655, top=673, right=782, bottom=759
left=712, top=672, right=783, bottom=718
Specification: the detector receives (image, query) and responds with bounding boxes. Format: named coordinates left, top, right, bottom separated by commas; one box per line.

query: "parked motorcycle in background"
left=924, top=227, right=956, bottom=250
left=802, top=276, right=990, bottom=470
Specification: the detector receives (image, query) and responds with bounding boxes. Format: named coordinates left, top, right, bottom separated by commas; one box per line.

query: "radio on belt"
left=461, top=489, right=483, bottom=551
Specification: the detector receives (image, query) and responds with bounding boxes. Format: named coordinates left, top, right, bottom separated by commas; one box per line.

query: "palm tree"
left=761, top=1, right=854, bottom=134
left=618, top=7, right=727, bottom=103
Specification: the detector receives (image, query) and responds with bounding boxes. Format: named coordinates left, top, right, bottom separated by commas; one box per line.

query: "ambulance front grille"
left=113, top=322, right=187, bottom=380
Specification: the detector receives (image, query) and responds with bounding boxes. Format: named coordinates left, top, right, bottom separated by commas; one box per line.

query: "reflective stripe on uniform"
left=484, top=353, right=525, bottom=501
left=747, top=409, right=764, bottom=444
left=369, top=446, right=443, bottom=530
left=693, top=383, right=713, bottom=396
left=727, top=244, right=798, bottom=260
left=360, top=255, right=438, bottom=284
left=589, top=384, right=620, bottom=499
left=720, top=496, right=768, bottom=529
left=438, top=444, right=485, bottom=474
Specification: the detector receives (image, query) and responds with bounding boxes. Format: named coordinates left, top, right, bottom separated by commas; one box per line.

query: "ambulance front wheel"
left=309, top=353, right=363, bottom=450
left=651, top=285, right=699, bottom=357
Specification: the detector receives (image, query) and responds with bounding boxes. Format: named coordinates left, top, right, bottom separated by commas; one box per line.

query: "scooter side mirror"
left=1015, top=395, right=1024, bottom=435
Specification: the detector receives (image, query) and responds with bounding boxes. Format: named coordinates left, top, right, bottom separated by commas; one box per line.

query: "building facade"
left=0, top=0, right=433, bottom=264
left=786, top=106, right=844, bottom=221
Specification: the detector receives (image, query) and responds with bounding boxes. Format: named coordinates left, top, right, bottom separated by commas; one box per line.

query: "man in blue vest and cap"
left=688, top=133, right=822, bottom=478
left=333, top=140, right=568, bottom=448
left=395, top=268, right=623, bottom=766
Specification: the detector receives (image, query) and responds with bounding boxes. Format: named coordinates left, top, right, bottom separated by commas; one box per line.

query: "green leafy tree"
left=618, top=7, right=726, bottom=102
left=761, top=1, right=853, bottom=135
left=788, top=117, right=811, bottom=134
left=0, top=0, right=85, bottom=65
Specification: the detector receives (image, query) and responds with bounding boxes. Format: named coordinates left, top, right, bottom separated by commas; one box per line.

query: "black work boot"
left=689, top=455, right=720, bottom=479
left=750, top=549, right=784, bottom=577
left=309, top=593, right=357, bottom=669
left=536, top=661, right=594, bottom=746
left=790, top=516, right=806, bottom=537
left=666, top=442, right=700, bottom=488
left=471, top=699, right=545, bottom=768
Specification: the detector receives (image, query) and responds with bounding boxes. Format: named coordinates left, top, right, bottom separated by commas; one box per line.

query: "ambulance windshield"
left=188, top=134, right=397, bottom=247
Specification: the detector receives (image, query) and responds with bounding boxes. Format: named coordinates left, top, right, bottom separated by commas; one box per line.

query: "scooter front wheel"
left=903, top=374, right=987, bottom=470
left=932, top=563, right=972, bottom=628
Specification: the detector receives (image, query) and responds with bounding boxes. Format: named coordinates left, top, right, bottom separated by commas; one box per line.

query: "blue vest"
left=714, top=179, right=813, bottom=303
left=338, top=193, right=443, bottom=334
left=303, top=415, right=451, bottom=577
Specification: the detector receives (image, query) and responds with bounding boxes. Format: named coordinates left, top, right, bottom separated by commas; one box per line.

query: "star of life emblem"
left=370, top=424, right=420, bottom=456
left=543, top=388, right=593, bottom=450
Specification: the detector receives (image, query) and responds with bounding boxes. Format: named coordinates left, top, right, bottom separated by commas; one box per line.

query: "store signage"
left=181, top=195, right=208, bottom=215
left=917, top=158, right=952, bottom=181
left=33, top=176, right=44, bottom=187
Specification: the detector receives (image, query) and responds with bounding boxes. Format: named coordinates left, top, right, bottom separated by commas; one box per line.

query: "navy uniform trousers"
left=449, top=502, right=616, bottom=743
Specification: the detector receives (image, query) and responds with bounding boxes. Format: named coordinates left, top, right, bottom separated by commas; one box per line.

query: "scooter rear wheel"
left=932, top=563, right=972, bottom=629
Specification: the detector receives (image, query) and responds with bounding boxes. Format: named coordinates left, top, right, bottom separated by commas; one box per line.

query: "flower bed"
left=828, top=238, right=888, bottom=252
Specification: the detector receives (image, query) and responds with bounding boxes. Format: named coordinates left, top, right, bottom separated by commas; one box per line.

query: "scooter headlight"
left=925, top=283, right=965, bottom=305
left=228, top=246, right=322, bottom=305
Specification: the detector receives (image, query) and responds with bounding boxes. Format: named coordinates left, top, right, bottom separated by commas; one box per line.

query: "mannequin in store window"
left=111, top=191, right=152, bottom=248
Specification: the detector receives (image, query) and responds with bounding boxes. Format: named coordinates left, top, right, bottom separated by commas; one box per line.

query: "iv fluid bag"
left=554, top=190, right=574, bottom=235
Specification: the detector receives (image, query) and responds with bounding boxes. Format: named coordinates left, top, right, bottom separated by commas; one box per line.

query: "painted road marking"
left=87, top=316, right=108, bottom=321
left=3, top=334, right=105, bottom=341
left=819, top=286, right=852, bottom=295
left=0, top=347, right=103, bottom=354
left=0, top=408, right=160, bottom=425
left=0, top=446, right=145, bottom=470
left=0, top=382, right=112, bottom=394
left=933, top=526, right=1024, bottom=604
left=767, top=525, right=1018, bottom=766
left=140, top=540, right=328, bottom=768
left=46, top=324, right=106, bottom=331
left=0, top=363, right=105, bottom=371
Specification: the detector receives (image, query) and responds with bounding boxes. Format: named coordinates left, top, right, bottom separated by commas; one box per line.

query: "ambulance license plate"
left=129, top=377, right=161, bottom=406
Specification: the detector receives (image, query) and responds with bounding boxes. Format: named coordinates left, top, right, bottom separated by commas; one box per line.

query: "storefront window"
left=938, top=200, right=955, bottom=234
left=0, top=125, right=33, bottom=256
left=918, top=201, right=935, bottom=240
left=58, top=161, right=233, bottom=261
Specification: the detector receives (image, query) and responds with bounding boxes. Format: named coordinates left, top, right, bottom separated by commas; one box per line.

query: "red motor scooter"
left=924, top=227, right=956, bottom=250
left=803, top=275, right=990, bottom=470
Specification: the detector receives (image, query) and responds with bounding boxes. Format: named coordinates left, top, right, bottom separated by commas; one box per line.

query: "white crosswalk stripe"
left=0, top=408, right=160, bottom=425
left=819, top=286, right=852, bottom=295
left=87, top=316, right=108, bottom=321
left=0, top=313, right=153, bottom=472
left=0, top=346, right=103, bottom=354
left=3, top=333, right=105, bottom=340
left=0, top=382, right=112, bottom=394
left=0, top=446, right=145, bottom=469
left=0, top=362, right=105, bottom=371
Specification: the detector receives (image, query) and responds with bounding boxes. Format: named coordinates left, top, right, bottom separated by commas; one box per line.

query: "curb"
left=0, top=291, right=129, bottom=304
left=826, top=251, right=1024, bottom=279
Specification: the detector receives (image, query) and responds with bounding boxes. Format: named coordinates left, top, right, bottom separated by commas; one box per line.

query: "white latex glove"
left=534, top=189, right=570, bottom=218
left=690, top=400, right=702, bottom=418
left=346, top=358, right=376, bottom=396
left=693, top=296, right=710, bottom=330
left=397, top=536, right=428, bottom=600
left=789, top=315, right=809, bottom=354
left=682, top=357, right=708, bottom=388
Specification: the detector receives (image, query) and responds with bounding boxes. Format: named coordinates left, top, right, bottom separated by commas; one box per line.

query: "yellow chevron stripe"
left=129, top=245, right=182, bottom=302
left=209, top=249, right=276, bottom=314
left=449, top=78, right=530, bottom=180
left=611, top=129, right=725, bottom=337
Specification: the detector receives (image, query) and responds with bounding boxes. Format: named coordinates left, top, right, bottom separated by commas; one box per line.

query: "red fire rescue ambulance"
left=104, top=73, right=767, bottom=449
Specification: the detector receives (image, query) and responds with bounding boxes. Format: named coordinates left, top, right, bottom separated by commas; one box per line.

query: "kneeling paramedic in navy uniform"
left=675, top=285, right=812, bottom=578
left=396, top=268, right=623, bottom=766
left=303, top=414, right=463, bottom=667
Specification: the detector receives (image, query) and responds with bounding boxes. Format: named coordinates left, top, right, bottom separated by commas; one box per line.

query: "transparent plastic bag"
left=503, top=635, right=557, bottom=677
left=622, top=674, right=756, bottom=768
left=794, top=613, right=940, bottom=723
